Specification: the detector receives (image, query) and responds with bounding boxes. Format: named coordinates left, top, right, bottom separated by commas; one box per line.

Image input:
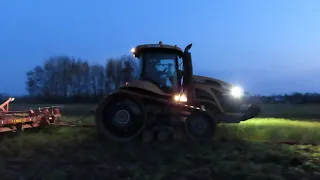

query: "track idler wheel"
left=173, top=128, right=185, bottom=140
left=96, top=96, right=147, bottom=142
left=185, top=110, right=216, bottom=140
left=142, top=130, right=154, bottom=142
left=156, top=127, right=172, bottom=142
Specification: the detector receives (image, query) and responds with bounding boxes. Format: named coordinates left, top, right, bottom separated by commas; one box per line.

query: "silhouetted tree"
left=25, top=54, right=138, bottom=103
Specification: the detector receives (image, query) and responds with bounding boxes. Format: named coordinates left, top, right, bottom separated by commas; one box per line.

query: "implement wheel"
left=95, top=94, right=147, bottom=142
left=185, top=110, right=216, bottom=140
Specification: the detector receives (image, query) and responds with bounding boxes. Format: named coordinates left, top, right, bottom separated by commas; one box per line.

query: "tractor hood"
left=192, top=75, right=247, bottom=98
left=192, top=75, right=234, bottom=91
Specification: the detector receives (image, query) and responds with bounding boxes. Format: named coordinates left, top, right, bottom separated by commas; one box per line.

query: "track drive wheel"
left=96, top=95, right=147, bottom=142
left=185, top=110, right=216, bottom=141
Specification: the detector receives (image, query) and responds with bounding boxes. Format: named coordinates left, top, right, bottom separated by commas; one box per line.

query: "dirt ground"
left=0, top=127, right=319, bottom=180
left=0, top=103, right=319, bottom=179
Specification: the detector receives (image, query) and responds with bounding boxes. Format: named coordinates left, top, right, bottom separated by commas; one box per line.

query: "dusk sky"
left=1, top=0, right=320, bottom=95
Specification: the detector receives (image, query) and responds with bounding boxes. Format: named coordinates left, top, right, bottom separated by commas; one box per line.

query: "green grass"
left=217, top=118, right=320, bottom=145
left=61, top=115, right=320, bottom=145
left=259, top=104, right=320, bottom=119
left=1, top=103, right=320, bottom=179
left=10, top=103, right=320, bottom=119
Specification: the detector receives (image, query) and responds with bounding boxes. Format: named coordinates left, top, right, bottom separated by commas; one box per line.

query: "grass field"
left=10, top=103, right=320, bottom=119
left=0, top=103, right=319, bottom=179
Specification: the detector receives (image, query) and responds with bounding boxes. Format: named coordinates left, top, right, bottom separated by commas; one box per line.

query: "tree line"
left=255, top=93, right=320, bottom=104
left=0, top=54, right=319, bottom=104
left=23, top=55, right=139, bottom=103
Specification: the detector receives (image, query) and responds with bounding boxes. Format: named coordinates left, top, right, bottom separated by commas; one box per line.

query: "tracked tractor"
left=95, top=41, right=215, bottom=142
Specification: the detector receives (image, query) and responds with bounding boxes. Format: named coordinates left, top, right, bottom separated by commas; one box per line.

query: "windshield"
left=139, top=51, right=181, bottom=93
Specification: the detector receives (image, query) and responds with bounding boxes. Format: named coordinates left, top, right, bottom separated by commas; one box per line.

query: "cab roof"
left=131, top=41, right=183, bottom=57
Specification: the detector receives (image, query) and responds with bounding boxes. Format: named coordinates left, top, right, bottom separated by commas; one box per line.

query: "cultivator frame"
left=0, top=97, right=62, bottom=133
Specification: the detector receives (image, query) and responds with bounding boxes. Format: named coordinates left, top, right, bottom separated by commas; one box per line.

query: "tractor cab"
left=129, top=41, right=193, bottom=101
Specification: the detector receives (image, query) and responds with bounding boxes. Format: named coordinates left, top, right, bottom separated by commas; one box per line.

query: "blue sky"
left=0, top=0, right=320, bottom=95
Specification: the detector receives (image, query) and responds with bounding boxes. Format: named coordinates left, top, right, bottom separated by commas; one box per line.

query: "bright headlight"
left=179, top=94, right=187, bottom=102
left=173, top=93, right=187, bottom=102
left=174, top=94, right=180, bottom=101
left=230, top=86, right=244, bottom=98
